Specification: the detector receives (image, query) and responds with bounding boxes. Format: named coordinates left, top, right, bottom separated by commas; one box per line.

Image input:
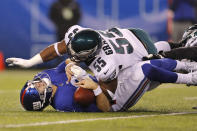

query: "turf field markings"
left=0, top=90, right=19, bottom=94
left=0, top=112, right=197, bottom=128
left=184, top=97, right=197, bottom=100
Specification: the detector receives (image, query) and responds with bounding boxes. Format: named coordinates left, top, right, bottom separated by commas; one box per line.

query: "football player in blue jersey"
left=20, top=60, right=110, bottom=112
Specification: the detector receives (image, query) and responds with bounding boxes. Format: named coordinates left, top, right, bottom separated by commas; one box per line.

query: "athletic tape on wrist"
left=54, top=43, right=62, bottom=56
left=29, top=54, right=43, bottom=67
left=93, top=85, right=102, bottom=96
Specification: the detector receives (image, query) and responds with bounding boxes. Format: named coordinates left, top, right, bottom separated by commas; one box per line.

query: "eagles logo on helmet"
left=67, top=29, right=102, bottom=62
left=20, top=79, right=53, bottom=111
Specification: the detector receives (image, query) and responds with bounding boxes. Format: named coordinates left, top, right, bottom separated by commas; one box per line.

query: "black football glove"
left=142, top=51, right=165, bottom=61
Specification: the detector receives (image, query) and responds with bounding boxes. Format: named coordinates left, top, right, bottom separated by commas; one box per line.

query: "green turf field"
left=0, top=70, right=197, bottom=131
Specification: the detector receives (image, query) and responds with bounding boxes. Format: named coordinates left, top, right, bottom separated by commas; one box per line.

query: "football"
left=74, top=87, right=96, bottom=106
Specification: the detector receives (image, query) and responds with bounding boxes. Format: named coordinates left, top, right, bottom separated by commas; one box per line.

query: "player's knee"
left=150, top=58, right=177, bottom=70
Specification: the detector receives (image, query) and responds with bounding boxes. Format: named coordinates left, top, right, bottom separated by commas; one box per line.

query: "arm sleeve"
left=142, top=63, right=178, bottom=83
left=168, top=42, right=184, bottom=49
left=164, top=47, right=197, bottom=62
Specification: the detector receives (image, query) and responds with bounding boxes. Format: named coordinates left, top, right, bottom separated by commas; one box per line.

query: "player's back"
left=65, top=25, right=150, bottom=81
left=88, top=27, right=149, bottom=81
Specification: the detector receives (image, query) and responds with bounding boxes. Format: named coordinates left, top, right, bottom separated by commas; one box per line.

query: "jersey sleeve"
left=55, top=61, right=66, bottom=73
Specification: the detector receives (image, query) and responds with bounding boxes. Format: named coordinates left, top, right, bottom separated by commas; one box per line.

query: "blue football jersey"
left=34, top=62, right=101, bottom=112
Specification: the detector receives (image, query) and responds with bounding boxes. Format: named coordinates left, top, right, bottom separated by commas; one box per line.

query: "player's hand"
left=70, top=65, right=88, bottom=79
left=185, top=37, right=197, bottom=47
left=75, top=77, right=98, bottom=90
left=65, top=63, right=74, bottom=84
left=6, top=58, right=32, bottom=68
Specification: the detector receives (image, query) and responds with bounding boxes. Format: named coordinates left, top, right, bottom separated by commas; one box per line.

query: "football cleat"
left=192, top=106, right=197, bottom=109
left=190, top=71, right=197, bottom=85
left=184, top=61, right=197, bottom=72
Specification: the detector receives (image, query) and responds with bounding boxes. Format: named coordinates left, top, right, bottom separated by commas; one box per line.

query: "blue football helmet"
left=182, top=24, right=197, bottom=44
left=67, top=29, right=102, bottom=62
left=20, top=78, right=53, bottom=111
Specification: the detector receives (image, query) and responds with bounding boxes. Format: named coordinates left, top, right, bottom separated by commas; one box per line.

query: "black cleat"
left=192, top=106, right=197, bottom=109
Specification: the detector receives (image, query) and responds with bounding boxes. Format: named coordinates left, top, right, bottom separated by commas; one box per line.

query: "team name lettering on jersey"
left=102, top=39, right=113, bottom=55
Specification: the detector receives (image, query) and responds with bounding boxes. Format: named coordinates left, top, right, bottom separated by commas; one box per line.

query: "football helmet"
left=67, top=30, right=102, bottom=62
left=182, top=24, right=197, bottom=46
left=20, top=78, right=53, bottom=111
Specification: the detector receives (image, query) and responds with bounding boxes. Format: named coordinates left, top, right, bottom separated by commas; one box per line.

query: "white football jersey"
left=65, top=25, right=149, bottom=82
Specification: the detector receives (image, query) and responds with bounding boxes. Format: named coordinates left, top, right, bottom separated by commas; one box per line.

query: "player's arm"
left=141, top=61, right=197, bottom=85
left=143, top=46, right=197, bottom=62
left=75, top=77, right=111, bottom=112
left=162, top=46, right=197, bottom=62
left=40, top=40, right=67, bottom=62
left=6, top=40, right=67, bottom=68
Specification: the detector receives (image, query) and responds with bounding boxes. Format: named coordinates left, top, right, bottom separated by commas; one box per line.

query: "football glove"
left=6, top=54, right=43, bottom=68
left=6, top=58, right=33, bottom=68
left=142, top=51, right=165, bottom=61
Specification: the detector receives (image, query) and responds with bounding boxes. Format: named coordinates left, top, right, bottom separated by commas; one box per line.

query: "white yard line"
left=184, top=97, right=197, bottom=100
left=0, top=90, right=19, bottom=94
left=0, top=112, right=197, bottom=128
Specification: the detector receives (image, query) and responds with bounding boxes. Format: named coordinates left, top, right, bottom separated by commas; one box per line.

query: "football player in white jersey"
left=75, top=58, right=197, bottom=111
left=6, top=25, right=157, bottom=88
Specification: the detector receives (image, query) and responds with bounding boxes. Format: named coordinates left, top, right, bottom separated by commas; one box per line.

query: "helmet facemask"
left=20, top=78, right=53, bottom=111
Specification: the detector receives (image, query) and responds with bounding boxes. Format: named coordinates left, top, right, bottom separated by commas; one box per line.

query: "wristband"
left=93, top=86, right=102, bottom=96
left=29, top=54, right=43, bottom=67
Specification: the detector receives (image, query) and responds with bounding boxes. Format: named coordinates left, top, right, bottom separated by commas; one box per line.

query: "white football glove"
left=6, top=54, right=43, bottom=68
left=6, top=58, right=33, bottom=68
left=185, top=37, right=197, bottom=47
left=70, top=65, right=88, bottom=86
left=70, top=65, right=88, bottom=80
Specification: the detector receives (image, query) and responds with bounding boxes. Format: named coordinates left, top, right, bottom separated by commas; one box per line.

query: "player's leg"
left=142, top=62, right=197, bottom=85
left=111, top=63, right=151, bottom=111
left=150, top=58, right=197, bottom=72
left=164, top=46, right=197, bottom=62
left=150, top=58, right=177, bottom=71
